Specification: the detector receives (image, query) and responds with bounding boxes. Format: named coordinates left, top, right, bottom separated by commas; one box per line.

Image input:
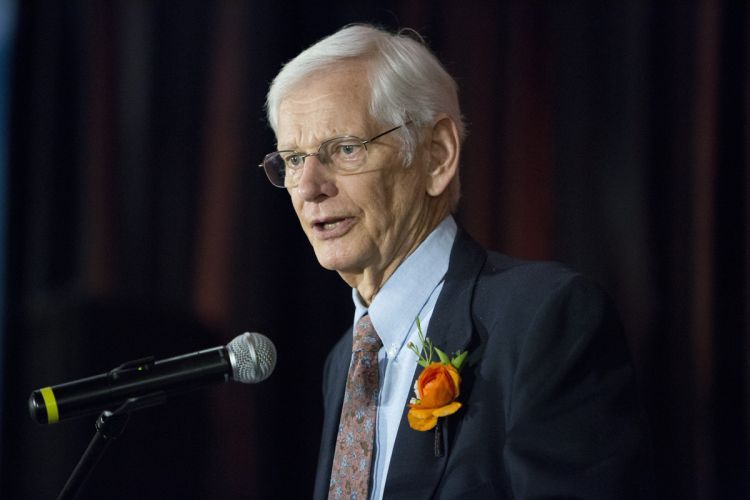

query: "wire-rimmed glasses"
left=259, top=123, right=410, bottom=188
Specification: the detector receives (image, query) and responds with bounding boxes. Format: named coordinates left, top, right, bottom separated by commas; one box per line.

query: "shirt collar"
left=352, top=215, right=457, bottom=349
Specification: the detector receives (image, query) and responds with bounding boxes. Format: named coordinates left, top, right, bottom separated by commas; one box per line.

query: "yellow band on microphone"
left=40, top=387, right=59, bottom=424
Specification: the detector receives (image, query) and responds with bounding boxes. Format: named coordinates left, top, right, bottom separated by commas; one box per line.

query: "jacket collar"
left=382, top=229, right=487, bottom=498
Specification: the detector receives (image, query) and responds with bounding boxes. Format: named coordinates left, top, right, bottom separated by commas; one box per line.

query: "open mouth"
left=311, top=217, right=355, bottom=238
left=318, top=220, right=343, bottom=230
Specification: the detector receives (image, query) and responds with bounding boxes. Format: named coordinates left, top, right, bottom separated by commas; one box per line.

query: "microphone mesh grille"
left=227, top=332, right=277, bottom=383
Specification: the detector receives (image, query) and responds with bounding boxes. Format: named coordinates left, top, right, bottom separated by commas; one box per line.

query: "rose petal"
left=407, top=407, right=436, bottom=417
left=447, top=367, right=461, bottom=398
left=418, top=363, right=461, bottom=408
left=432, top=401, right=462, bottom=417
left=408, top=410, right=438, bottom=431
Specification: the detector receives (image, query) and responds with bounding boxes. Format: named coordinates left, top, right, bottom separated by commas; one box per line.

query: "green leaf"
left=418, top=359, right=429, bottom=368
left=451, top=350, right=468, bottom=371
left=435, top=347, right=450, bottom=365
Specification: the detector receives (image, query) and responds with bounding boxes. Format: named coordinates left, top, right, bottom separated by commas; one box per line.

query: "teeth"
left=322, top=222, right=339, bottom=230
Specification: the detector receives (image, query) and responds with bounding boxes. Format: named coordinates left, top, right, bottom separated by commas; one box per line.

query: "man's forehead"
left=276, top=71, right=375, bottom=148
left=279, top=89, right=355, bottom=117
left=275, top=114, right=374, bottom=150
left=279, top=62, right=368, bottom=108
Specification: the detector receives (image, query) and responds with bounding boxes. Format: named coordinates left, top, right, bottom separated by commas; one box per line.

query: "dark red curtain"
left=2, top=1, right=747, bottom=499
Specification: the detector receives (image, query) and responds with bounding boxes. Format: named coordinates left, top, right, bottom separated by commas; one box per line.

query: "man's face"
left=276, top=64, right=435, bottom=294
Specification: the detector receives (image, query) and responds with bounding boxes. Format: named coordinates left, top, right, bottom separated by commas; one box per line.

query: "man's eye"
left=285, top=154, right=303, bottom=167
left=336, top=143, right=363, bottom=157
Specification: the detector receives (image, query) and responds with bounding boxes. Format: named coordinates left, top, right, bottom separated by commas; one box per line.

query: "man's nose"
left=294, top=154, right=337, bottom=201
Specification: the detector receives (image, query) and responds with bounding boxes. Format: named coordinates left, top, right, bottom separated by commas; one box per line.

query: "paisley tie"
left=329, top=314, right=382, bottom=500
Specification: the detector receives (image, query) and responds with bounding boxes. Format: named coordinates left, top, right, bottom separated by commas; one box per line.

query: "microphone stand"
left=57, top=392, right=166, bottom=500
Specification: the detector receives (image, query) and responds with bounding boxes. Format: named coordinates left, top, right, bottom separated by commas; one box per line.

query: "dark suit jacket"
left=314, top=230, right=652, bottom=499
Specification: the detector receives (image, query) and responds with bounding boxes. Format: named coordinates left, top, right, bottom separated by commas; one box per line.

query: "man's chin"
left=316, top=259, right=352, bottom=274
left=313, top=249, right=361, bottom=276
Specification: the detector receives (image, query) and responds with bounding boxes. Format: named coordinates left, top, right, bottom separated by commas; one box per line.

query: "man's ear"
left=425, top=114, right=460, bottom=197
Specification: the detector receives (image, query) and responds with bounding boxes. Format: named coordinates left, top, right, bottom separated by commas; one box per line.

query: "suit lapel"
left=383, top=231, right=487, bottom=499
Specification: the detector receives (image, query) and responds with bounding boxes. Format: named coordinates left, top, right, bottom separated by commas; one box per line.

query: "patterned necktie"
left=329, top=314, right=382, bottom=500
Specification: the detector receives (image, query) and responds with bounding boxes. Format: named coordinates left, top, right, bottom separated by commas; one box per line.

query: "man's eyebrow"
left=274, top=141, right=299, bottom=151
left=276, top=133, right=352, bottom=153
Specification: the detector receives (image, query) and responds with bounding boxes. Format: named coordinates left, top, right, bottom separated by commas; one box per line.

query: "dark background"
left=1, top=1, right=747, bottom=499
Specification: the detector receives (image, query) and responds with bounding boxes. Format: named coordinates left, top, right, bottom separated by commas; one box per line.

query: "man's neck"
left=345, top=215, right=449, bottom=305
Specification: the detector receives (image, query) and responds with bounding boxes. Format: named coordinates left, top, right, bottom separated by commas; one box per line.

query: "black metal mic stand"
left=57, top=392, right=166, bottom=500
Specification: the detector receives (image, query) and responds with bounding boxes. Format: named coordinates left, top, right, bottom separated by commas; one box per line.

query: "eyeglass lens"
left=261, top=123, right=407, bottom=188
left=264, top=137, right=368, bottom=187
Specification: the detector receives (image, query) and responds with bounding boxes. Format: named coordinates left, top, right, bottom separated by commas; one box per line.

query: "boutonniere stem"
left=434, top=420, right=444, bottom=457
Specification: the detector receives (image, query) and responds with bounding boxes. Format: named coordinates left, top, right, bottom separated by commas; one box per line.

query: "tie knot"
left=353, top=314, right=382, bottom=353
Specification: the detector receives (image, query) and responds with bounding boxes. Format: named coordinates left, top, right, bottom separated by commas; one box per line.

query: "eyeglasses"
left=259, top=123, right=410, bottom=188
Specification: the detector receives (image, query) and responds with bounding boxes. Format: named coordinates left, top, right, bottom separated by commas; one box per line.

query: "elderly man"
left=261, top=24, right=650, bottom=500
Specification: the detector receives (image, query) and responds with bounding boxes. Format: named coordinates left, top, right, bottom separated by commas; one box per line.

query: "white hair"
left=266, top=24, right=466, bottom=170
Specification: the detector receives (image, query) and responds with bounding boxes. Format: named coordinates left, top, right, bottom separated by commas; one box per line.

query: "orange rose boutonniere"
left=407, top=318, right=468, bottom=432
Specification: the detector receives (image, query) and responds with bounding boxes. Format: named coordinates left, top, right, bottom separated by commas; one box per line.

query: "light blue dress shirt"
left=350, top=216, right=457, bottom=500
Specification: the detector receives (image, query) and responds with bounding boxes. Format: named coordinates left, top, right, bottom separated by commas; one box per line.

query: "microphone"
left=28, top=332, right=276, bottom=425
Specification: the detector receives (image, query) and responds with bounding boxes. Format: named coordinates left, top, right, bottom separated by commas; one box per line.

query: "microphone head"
left=227, top=332, right=276, bottom=383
